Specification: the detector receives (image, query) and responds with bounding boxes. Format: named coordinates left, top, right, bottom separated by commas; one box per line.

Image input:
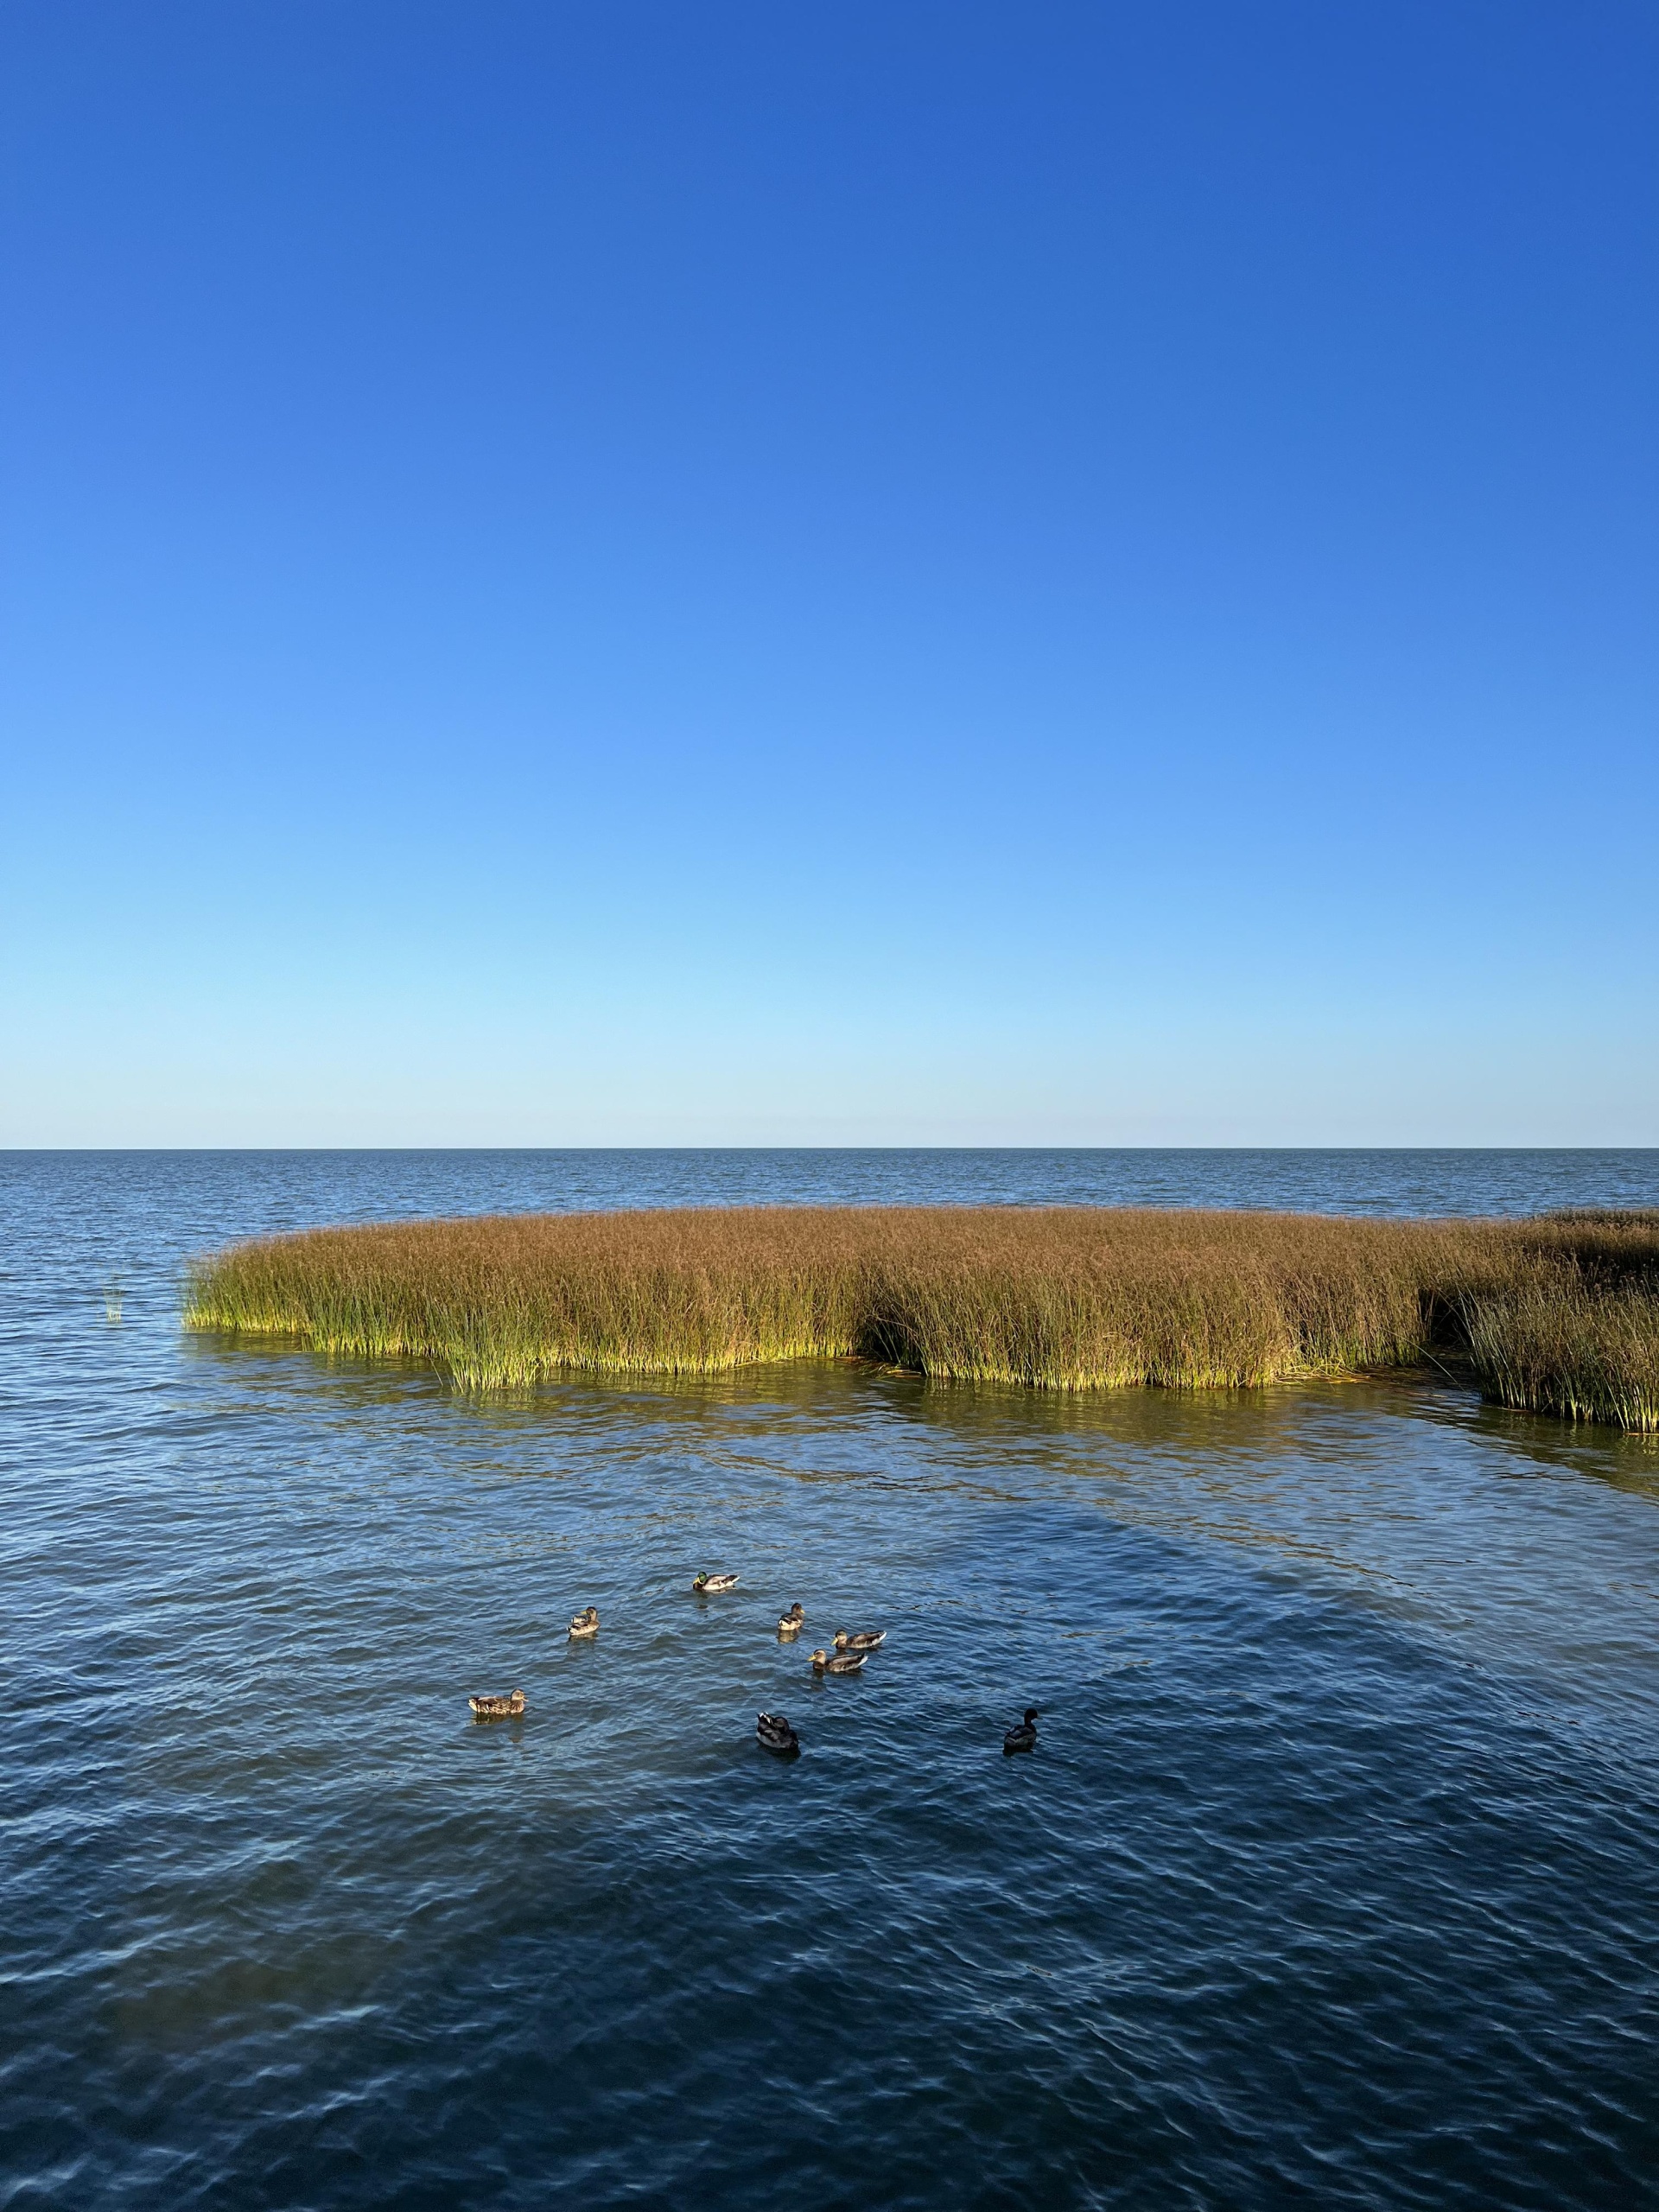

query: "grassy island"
left=183, top=1204, right=1659, bottom=1431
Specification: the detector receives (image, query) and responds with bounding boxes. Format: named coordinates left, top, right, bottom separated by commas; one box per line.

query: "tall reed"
left=183, top=1205, right=1659, bottom=1429
left=1463, top=1276, right=1659, bottom=1431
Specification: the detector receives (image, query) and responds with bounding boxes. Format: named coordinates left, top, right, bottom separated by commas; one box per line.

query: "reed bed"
left=183, top=1205, right=1659, bottom=1430
left=1463, top=1279, right=1659, bottom=1431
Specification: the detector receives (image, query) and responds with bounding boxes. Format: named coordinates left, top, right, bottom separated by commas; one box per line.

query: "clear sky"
left=3, top=2, right=1655, bottom=1147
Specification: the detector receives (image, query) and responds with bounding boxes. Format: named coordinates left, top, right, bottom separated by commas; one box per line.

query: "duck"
left=693, top=1572, right=740, bottom=1593
left=1002, top=1707, right=1039, bottom=1754
left=777, top=1603, right=806, bottom=1637
left=810, top=1646, right=866, bottom=1676
left=832, top=1628, right=886, bottom=1653
left=468, top=1689, right=526, bottom=1719
left=568, top=1606, right=599, bottom=1638
left=756, top=1711, right=799, bottom=1757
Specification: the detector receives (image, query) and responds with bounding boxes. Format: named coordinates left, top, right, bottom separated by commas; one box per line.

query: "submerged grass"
left=184, top=1205, right=1659, bottom=1430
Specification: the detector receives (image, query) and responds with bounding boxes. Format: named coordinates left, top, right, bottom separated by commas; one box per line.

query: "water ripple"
left=3, top=1153, right=1659, bottom=2208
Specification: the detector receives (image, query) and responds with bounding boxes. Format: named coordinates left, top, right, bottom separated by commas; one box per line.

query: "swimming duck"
left=468, top=1690, right=526, bottom=1719
left=693, top=1572, right=740, bottom=1593
left=1002, top=1707, right=1039, bottom=1754
left=756, top=1711, right=799, bottom=1757
left=569, top=1606, right=599, bottom=1638
left=832, top=1629, right=886, bottom=1653
left=777, top=1603, right=806, bottom=1637
left=810, top=1646, right=866, bottom=1676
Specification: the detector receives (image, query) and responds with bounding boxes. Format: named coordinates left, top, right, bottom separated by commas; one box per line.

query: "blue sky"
left=3, top=1, right=1655, bottom=1146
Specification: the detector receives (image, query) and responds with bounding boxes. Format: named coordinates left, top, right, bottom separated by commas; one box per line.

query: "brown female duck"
left=468, top=1689, right=526, bottom=1719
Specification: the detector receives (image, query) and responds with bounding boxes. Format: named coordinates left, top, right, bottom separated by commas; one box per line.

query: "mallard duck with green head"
left=1002, top=1707, right=1039, bottom=1754
left=756, top=1711, right=799, bottom=1757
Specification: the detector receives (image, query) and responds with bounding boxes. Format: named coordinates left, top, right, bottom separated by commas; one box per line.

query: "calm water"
left=5, top=1151, right=1659, bottom=2209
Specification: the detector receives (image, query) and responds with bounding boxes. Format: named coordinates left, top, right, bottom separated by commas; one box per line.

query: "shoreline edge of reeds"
left=183, top=1204, right=1659, bottom=1433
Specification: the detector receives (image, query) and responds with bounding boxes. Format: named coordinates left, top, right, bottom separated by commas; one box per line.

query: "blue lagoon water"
left=4, top=1152, right=1659, bottom=2209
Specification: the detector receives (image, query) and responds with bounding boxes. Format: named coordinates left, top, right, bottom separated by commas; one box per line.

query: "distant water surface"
left=3, top=1151, right=1658, bottom=2209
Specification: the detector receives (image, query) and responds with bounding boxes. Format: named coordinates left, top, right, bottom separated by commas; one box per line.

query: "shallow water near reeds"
left=6, top=1150, right=1659, bottom=2209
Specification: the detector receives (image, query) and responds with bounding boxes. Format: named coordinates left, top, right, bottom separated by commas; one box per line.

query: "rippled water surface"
left=5, top=1151, right=1659, bottom=2209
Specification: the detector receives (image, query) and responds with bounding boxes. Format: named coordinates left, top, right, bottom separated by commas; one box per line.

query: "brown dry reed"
left=183, top=1205, right=1659, bottom=1431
